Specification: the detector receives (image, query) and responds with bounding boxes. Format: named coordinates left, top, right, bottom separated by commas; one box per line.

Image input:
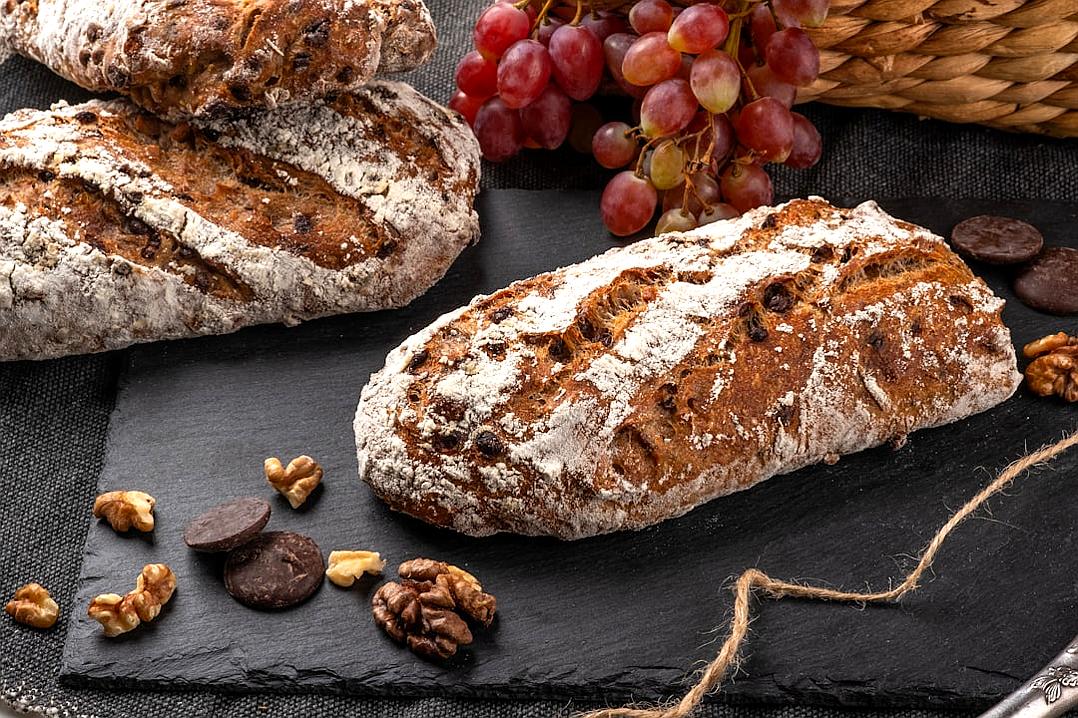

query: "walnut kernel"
left=93, top=490, right=156, bottom=532
left=264, top=455, right=323, bottom=508
left=1024, top=332, right=1078, bottom=403
left=5, top=583, right=59, bottom=629
left=326, top=550, right=385, bottom=587
left=88, top=563, right=176, bottom=637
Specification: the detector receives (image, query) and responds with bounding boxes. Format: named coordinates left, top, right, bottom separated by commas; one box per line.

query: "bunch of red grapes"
left=450, top=0, right=827, bottom=237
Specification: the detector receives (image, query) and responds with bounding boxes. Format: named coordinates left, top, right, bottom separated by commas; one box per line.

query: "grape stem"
left=570, top=0, right=585, bottom=25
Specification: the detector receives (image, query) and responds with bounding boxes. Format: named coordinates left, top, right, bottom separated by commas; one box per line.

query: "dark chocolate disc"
left=224, top=531, right=324, bottom=609
left=1014, top=247, right=1078, bottom=316
left=950, top=215, right=1043, bottom=265
left=183, top=497, right=271, bottom=552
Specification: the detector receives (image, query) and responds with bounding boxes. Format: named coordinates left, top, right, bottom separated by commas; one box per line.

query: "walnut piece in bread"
left=354, top=198, right=1021, bottom=539
left=0, top=81, right=480, bottom=361
left=0, top=0, right=436, bottom=118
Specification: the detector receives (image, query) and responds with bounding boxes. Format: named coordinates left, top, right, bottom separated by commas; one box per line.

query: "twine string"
left=581, top=427, right=1078, bottom=718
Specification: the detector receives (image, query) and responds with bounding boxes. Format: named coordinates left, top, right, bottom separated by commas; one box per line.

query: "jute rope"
left=580, top=427, right=1078, bottom=718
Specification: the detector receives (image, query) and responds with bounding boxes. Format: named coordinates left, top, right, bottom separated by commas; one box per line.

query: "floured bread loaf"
left=355, top=198, right=1021, bottom=539
left=0, top=80, right=480, bottom=361
left=0, top=0, right=436, bottom=118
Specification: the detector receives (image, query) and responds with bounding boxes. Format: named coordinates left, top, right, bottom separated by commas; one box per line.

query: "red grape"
left=743, top=64, right=797, bottom=108
left=648, top=140, right=686, bottom=190
left=568, top=102, right=604, bottom=154
left=601, top=171, right=658, bottom=236
left=497, top=40, right=553, bottom=109
left=676, top=52, right=694, bottom=81
left=474, top=4, right=531, bottom=60
left=640, top=78, right=697, bottom=138
left=773, top=0, right=829, bottom=28
left=455, top=50, right=498, bottom=99
left=709, top=113, right=735, bottom=165
left=656, top=208, right=697, bottom=234
left=699, top=203, right=740, bottom=224
left=689, top=49, right=739, bottom=113
left=622, top=32, right=682, bottom=87
left=448, top=91, right=484, bottom=126
left=735, top=96, right=794, bottom=161
left=629, top=0, right=673, bottom=34
left=538, top=18, right=564, bottom=46
left=581, top=12, right=628, bottom=41
left=604, top=33, right=646, bottom=99
left=765, top=29, right=820, bottom=87
left=749, top=4, right=777, bottom=53
left=592, top=121, right=637, bottom=168
left=549, top=25, right=604, bottom=101
left=720, top=163, right=773, bottom=212
left=667, top=4, right=730, bottom=54
left=786, top=112, right=822, bottom=168
left=473, top=97, right=524, bottom=162
left=520, top=85, right=572, bottom=149
left=665, top=172, right=720, bottom=215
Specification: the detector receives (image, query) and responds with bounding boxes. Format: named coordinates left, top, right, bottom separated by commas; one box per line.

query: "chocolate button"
left=1014, top=247, right=1078, bottom=315
left=950, top=215, right=1043, bottom=265
left=183, top=497, right=270, bottom=552
left=224, top=531, right=324, bottom=609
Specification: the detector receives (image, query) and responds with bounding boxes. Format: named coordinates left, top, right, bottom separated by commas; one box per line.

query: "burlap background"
left=2, top=1, right=1076, bottom=715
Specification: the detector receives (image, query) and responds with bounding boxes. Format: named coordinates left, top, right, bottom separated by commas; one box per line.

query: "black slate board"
left=60, top=191, right=1078, bottom=709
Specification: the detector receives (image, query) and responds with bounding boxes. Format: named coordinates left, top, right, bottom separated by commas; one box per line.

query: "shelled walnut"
left=264, top=455, right=323, bottom=508
left=326, top=550, right=385, bottom=587
left=1024, top=332, right=1078, bottom=403
left=372, top=559, right=497, bottom=661
left=93, top=490, right=156, bottom=532
left=88, top=563, right=176, bottom=637
left=5, top=583, right=59, bottom=629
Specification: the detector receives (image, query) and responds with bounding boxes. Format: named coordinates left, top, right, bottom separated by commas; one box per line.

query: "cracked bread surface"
left=354, top=198, right=1022, bottom=540
left=0, top=0, right=436, bottom=118
left=0, top=80, right=480, bottom=360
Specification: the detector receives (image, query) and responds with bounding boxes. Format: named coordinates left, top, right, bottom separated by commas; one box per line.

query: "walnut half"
left=326, top=550, right=385, bottom=587
left=88, top=563, right=176, bottom=637
left=93, top=490, right=156, bottom=532
left=1024, top=332, right=1078, bottom=403
left=5, top=583, right=59, bottom=629
left=264, top=455, right=323, bottom=508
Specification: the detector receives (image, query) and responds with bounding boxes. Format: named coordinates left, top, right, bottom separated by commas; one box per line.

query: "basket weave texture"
left=799, top=0, right=1078, bottom=137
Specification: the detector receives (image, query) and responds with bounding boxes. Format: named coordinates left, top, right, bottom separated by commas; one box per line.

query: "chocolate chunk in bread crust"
left=1014, top=247, right=1078, bottom=315
left=950, top=215, right=1043, bottom=265
left=183, top=497, right=271, bottom=552
left=224, top=531, right=324, bottom=609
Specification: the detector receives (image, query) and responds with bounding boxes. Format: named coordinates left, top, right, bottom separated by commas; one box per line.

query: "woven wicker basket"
left=586, top=0, right=1078, bottom=137
left=799, top=0, right=1078, bottom=137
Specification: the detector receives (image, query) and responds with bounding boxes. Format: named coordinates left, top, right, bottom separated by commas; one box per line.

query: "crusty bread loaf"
left=0, top=80, right=479, bottom=361
left=0, top=0, right=435, bottom=118
left=354, top=198, right=1022, bottom=540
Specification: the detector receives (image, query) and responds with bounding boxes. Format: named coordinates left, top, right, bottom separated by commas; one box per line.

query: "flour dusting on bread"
left=355, top=198, right=1021, bottom=539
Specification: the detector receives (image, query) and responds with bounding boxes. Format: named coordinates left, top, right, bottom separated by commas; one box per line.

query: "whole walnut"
left=372, top=559, right=497, bottom=661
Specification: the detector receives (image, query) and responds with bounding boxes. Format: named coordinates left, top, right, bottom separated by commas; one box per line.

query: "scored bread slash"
left=224, top=531, right=325, bottom=610
left=0, top=81, right=480, bottom=361
left=183, top=497, right=272, bottom=552
left=0, top=0, right=436, bottom=118
left=354, top=198, right=1022, bottom=540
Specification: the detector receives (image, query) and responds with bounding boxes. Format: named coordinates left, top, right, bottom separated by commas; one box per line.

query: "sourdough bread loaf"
left=354, top=198, right=1021, bottom=540
left=0, top=80, right=480, bottom=360
left=0, top=0, right=436, bottom=118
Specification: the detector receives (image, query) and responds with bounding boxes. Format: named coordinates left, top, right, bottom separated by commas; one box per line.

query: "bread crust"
left=0, top=0, right=435, bottom=118
left=355, top=199, right=1021, bottom=540
left=0, top=80, right=480, bottom=360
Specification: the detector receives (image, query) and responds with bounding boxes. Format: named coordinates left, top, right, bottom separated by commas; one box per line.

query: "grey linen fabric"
left=1, top=0, right=1075, bottom=716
